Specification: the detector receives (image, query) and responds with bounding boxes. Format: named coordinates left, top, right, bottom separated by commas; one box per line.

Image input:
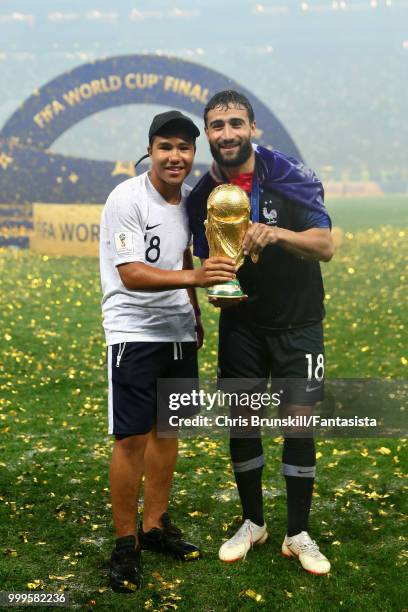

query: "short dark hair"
left=204, top=90, right=255, bottom=126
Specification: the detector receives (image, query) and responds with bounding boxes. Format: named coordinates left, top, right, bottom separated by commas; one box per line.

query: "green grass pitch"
left=0, top=196, right=407, bottom=610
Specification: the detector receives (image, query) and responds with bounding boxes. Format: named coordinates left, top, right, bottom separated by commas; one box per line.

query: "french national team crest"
left=262, top=204, right=278, bottom=226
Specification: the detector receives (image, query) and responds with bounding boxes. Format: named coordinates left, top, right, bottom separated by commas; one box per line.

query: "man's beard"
left=210, top=138, right=253, bottom=168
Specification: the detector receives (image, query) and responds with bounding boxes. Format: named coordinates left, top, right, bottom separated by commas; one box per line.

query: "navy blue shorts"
left=218, top=315, right=325, bottom=407
left=107, top=341, right=198, bottom=435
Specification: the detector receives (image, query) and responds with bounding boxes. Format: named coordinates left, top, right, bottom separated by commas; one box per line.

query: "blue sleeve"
left=297, top=207, right=331, bottom=230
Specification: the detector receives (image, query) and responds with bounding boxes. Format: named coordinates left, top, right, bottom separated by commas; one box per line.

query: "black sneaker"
left=109, top=536, right=142, bottom=593
left=138, top=512, right=201, bottom=561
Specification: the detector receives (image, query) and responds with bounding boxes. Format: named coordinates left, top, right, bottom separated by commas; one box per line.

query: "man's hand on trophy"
left=242, top=223, right=280, bottom=257
left=193, top=257, right=236, bottom=288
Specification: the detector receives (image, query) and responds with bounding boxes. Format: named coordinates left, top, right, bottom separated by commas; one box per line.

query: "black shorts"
left=107, top=341, right=198, bottom=435
left=218, top=312, right=325, bottom=406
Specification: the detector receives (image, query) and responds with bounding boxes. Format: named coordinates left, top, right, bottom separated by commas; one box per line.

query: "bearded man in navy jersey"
left=187, top=90, right=334, bottom=574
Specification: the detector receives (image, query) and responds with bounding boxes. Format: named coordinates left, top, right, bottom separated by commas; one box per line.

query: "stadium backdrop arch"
left=0, top=54, right=302, bottom=248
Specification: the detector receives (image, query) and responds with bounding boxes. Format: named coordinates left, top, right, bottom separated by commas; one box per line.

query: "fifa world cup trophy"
left=205, top=184, right=252, bottom=299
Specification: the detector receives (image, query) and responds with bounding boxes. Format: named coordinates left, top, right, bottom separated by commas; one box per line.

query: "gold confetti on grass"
left=365, top=491, right=390, bottom=500
left=240, top=589, right=265, bottom=603
left=0, top=241, right=406, bottom=608
left=187, top=510, right=205, bottom=518
left=122, top=580, right=139, bottom=592
left=377, top=447, right=392, bottom=455
left=148, top=572, right=184, bottom=610
left=346, top=561, right=360, bottom=570
left=27, top=580, right=44, bottom=590
left=49, top=574, right=75, bottom=580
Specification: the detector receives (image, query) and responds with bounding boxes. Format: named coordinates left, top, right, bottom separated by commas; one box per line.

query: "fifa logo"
left=119, top=233, right=126, bottom=248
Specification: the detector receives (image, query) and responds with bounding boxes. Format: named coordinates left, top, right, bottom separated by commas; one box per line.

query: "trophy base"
left=207, top=280, right=246, bottom=299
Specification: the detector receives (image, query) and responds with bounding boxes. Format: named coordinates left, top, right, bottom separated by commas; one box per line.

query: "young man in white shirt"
left=100, top=110, right=236, bottom=592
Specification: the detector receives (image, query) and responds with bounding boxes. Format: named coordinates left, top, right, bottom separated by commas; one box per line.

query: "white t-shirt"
left=100, top=172, right=196, bottom=345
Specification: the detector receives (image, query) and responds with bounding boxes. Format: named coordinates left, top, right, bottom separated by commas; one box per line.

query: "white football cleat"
left=282, top=531, right=331, bottom=575
left=219, top=519, right=268, bottom=563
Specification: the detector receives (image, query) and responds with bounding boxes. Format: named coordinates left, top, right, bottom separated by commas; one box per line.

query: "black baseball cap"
left=148, top=110, right=200, bottom=142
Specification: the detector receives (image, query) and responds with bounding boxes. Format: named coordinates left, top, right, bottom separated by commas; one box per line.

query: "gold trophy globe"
left=205, top=184, right=251, bottom=299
